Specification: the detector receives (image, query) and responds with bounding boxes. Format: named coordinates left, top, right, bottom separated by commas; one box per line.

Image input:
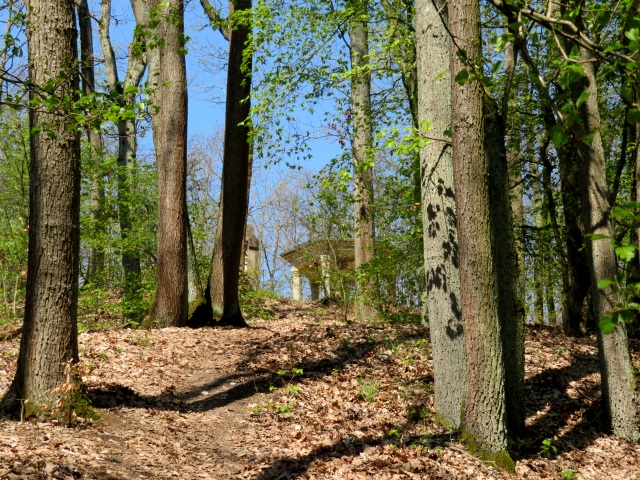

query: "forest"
left=1, top=0, right=640, bottom=478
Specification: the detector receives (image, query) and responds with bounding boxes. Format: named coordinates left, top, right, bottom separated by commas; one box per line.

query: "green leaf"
left=626, top=28, right=639, bottom=42
left=123, top=85, right=139, bottom=96
left=558, top=64, right=585, bottom=90
left=615, top=245, right=637, bottom=262
left=599, top=316, right=617, bottom=334
left=576, top=90, right=590, bottom=108
left=628, top=109, right=640, bottom=124
left=597, top=279, right=615, bottom=289
left=454, top=69, right=469, bottom=84
left=611, top=206, right=634, bottom=218
left=586, top=233, right=609, bottom=240
left=548, top=125, right=569, bottom=147
left=434, top=70, right=448, bottom=81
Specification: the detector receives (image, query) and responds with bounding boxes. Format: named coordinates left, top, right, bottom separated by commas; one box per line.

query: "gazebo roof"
left=281, top=238, right=354, bottom=275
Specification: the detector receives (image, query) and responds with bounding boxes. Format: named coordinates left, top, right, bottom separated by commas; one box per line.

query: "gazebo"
left=280, top=239, right=354, bottom=300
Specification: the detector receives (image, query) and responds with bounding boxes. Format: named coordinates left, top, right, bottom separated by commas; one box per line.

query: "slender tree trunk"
left=573, top=41, right=640, bottom=443
left=207, top=204, right=224, bottom=317
left=216, top=0, right=252, bottom=327
left=1, top=0, right=81, bottom=416
left=416, top=0, right=465, bottom=430
left=77, top=0, right=106, bottom=284
left=532, top=167, right=545, bottom=325
left=98, top=0, right=148, bottom=309
left=186, top=217, right=207, bottom=323
left=349, top=0, right=377, bottom=321
left=484, top=96, right=525, bottom=438
left=148, top=0, right=189, bottom=327
left=449, top=0, right=511, bottom=462
left=558, top=143, right=592, bottom=335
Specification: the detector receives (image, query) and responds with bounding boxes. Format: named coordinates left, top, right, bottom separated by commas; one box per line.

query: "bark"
left=573, top=40, right=640, bottom=443
left=207, top=206, right=224, bottom=317
left=217, top=0, right=252, bottom=327
left=149, top=0, right=189, bottom=327
left=186, top=217, right=208, bottom=325
left=532, top=167, right=545, bottom=325
left=515, top=21, right=592, bottom=336
left=349, top=0, right=377, bottom=321
left=98, top=0, right=148, bottom=307
left=539, top=139, right=572, bottom=330
left=1, top=0, right=81, bottom=415
left=449, top=0, right=510, bottom=458
left=77, top=0, right=106, bottom=284
left=559, top=143, right=592, bottom=335
left=505, top=40, right=527, bottom=330
left=416, top=0, right=465, bottom=430
left=485, top=96, right=525, bottom=438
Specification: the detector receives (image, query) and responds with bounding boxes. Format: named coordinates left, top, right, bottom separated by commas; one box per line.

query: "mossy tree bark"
left=449, top=0, right=511, bottom=461
left=1, top=0, right=81, bottom=415
left=149, top=0, right=189, bottom=327
left=416, top=0, right=465, bottom=430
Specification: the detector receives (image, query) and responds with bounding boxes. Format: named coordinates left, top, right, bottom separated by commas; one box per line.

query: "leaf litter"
left=0, top=299, right=639, bottom=479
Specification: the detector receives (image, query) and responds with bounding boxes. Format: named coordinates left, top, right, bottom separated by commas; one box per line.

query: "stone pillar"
left=291, top=266, right=302, bottom=300
left=244, top=224, right=260, bottom=289
left=310, top=281, right=320, bottom=301
left=320, top=254, right=331, bottom=298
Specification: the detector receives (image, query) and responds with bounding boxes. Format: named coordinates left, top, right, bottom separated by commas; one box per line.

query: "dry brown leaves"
left=0, top=299, right=639, bottom=479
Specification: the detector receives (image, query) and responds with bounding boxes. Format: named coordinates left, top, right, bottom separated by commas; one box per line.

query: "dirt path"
left=1, top=300, right=639, bottom=479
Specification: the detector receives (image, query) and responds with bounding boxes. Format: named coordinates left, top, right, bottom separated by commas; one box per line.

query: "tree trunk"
left=207, top=204, right=224, bottom=317
left=559, top=144, right=592, bottom=335
left=77, top=0, right=106, bottom=285
left=449, top=0, right=511, bottom=462
left=217, top=0, right=252, bottom=327
left=1, top=0, right=81, bottom=416
left=349, top=0, right=377, bottom=321
left=416, top=0, right=465, bottom=430
left=149, top=0, right=189, bottom=327
left=186, top=217, right=208, bottom=324
left=573, top=41, right=640, bottom=443
left=484, top=96, right=525, bottom=438
left=98, top=0, right=148, bottom=310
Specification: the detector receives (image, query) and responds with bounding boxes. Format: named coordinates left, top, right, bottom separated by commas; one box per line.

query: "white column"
left=291, top=266, right=302, bottom=300
left=320, top=254, right=331, bottom=298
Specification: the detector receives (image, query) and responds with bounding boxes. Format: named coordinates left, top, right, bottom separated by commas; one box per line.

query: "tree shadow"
left=518, top=350, right=603, bottom=458
left=88, top=324, right=426, bottom=415
left=251, top=421, right=454, bottom=480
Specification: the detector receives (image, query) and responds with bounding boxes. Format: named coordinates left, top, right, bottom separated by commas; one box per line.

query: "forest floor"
left=0, top=299, right=639, bottom=479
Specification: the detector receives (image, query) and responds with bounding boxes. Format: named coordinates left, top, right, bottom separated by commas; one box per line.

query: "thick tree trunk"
left=1, top=0, right=81, bottom=416
left=217, top=0, right=252, bottom=327
left=416, top=0, right=465, bottom=430
left=349, top=0, right=377, bottom=321
left=574, top=43, right=640, bottom=443
left=77, top=0, right=106, bottom=284
left=449, top=0, right=510, bottom=462
left=149, top=0, right=189, bottom=327
left=484, top=96, right=525, bottom=438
